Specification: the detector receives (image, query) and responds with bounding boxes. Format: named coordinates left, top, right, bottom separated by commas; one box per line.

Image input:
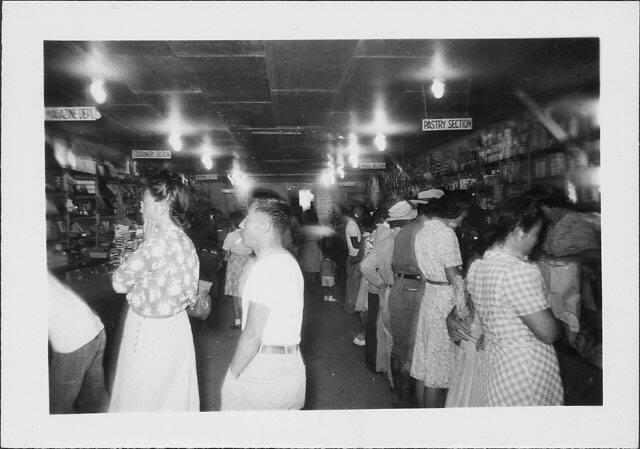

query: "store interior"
left=44, top=39, right=602, bottom=407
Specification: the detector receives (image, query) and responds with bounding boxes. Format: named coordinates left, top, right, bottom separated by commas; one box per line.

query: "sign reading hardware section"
left=131, top=150, right=172, bottom=159
left=45, top=106, right=102, bottom=121
left=422, top=117, right=473, bottom=131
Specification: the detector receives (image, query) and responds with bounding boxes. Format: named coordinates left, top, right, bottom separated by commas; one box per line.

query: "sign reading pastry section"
left=422, top=117, right=473, bottom=131
left=45, top=106, right=102, bottom=121
left=131, top=150, right=172, bottom=159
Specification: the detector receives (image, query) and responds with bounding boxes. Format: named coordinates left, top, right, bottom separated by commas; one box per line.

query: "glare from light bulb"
left=201, top=154, right=213, bottom=170
left=349, top=153, right=359, bottom=168
left=431, top=78, right=445, bottom=99
left=90, top=79, right=107, bottom=104
left=374, top=133, right=387, bottom=152
left=168, top=132, right=182, bottom=152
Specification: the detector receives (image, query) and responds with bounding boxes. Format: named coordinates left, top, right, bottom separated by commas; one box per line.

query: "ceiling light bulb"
left=374, top=133, right=387, bottom=152
left=201, top=154, right=213, bottom=170
left=90, top=79, right=107, bottom=104
left=431, top=79, right=445, bottom=99
left=168, top=132, right=182, bottom=152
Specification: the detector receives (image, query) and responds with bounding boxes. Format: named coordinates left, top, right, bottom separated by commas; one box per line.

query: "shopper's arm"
left=228, top=301, right=270, bottom=378
left=519, top=309, right=560, bottom=344
left=445, top=265, right=472, bottom=343
left=361, top=249, right=384, bottom=288
left=111, top=235, right=154, bottom=293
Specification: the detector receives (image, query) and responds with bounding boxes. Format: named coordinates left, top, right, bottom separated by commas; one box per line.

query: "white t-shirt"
left=222, top=228, right=253, bottom=256
left=241, top=251, right=304, bottom=346
left=48, top=275, right=104, bottom=353
left=345, top=217, right=361, bottom=257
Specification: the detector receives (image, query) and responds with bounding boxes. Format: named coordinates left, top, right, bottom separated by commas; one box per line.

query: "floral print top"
left=112, top=224, right=199, bottom=318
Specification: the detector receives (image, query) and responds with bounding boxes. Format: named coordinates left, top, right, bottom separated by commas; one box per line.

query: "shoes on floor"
left=230, top=323, right=241, bottom=330
left=326, top=296, right=337, bottom=302
left=353, top=335, right=366, bottom=346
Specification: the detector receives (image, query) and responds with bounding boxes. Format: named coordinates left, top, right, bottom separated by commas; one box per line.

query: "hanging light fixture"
left=201, top=153, right=213, bottom=170
left=348, top=132, right=359, bottom=168
left=168, top=131, right=182, bottom=152
left=431, top=78, right=445, bottom=99
left=374, top=133, right=387, bottom=152
left=90, top=79, right=107, bottom=104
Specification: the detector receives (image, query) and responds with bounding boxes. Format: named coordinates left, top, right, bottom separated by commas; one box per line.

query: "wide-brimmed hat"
left=387, top=200, right=417, bottom=221
left=410, top=189, right=445, bottom=205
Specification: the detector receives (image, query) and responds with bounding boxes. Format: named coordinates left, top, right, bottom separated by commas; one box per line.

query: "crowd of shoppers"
left=326, top=185, right=599, bottom=408
left=48, top=168, right=600, bottom=412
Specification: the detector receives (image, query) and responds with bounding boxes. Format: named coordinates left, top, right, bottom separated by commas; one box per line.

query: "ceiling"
left=44, top=39, right=599, bottom=177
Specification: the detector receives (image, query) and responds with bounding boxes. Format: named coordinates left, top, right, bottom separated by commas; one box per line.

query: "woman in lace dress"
left=411, top=195, right=469, bottom=408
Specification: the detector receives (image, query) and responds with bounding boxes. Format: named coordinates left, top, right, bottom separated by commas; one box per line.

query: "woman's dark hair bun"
left=147, top=169, right=191, bottom=228
left=487, top=196, right=543, bottom=247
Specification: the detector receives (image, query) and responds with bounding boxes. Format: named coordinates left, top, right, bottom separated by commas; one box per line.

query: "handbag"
left=187, top=279, right=213, bottom=320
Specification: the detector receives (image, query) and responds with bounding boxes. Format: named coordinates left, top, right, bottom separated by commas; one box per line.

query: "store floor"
left=65, top=270, right=602, bottom=410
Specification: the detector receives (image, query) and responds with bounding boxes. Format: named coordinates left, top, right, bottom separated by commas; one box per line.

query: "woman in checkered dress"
left=466, top=197, right=563, bottom=406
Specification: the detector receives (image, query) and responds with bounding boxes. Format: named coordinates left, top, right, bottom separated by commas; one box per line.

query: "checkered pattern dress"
left=467, top=249, right=563, bottom=406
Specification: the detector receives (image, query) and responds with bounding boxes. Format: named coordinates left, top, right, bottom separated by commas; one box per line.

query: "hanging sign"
left=131, top=150, right=172, bottom=159
left=45, top=106, right=102, bottom=121
left=194, top=174, right=219, bottom=181
left=359, top=160, right=386, bottom=169
left=422, top=117, right=473, bottom=131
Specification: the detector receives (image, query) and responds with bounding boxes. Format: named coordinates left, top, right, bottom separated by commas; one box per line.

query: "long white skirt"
left=108, top=308, right=200, bottom=412
left=445, top=315, right=483, bottom=408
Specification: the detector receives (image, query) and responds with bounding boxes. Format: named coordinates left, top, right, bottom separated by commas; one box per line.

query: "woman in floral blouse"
left=109, top=170, right=200, bottom=412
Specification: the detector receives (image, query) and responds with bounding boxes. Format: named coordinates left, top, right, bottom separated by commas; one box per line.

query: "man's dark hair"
left=250, top=190, right=291, bottom=237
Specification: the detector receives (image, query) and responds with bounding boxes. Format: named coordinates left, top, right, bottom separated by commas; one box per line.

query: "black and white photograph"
left=2, top=2, right=638, bottom=448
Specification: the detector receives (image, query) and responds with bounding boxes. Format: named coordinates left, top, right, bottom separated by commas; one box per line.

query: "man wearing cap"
left=387, top=190, right=443, bottom=407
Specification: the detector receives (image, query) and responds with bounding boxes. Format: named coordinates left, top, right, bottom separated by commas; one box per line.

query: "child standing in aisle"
left=320, top=238, right=338, bottom=302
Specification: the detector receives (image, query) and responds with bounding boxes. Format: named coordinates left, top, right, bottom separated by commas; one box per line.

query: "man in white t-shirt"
left=48, top=274, right=108, bottom=413
left=221, top=191, right=306, bottom=410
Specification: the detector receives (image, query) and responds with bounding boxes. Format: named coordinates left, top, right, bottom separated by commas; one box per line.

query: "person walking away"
left=109, top=170, right=200, bottom=412
left=221, top=191, right=306, bottom=410
left=344, top=205, right=364, bottom=313
left=223, top=211, right=254, bottom=330
left=360, top=206, right=397, bottom=379
left=352, top=214, right=376, bottom=346
left=384, top=200, right=423, bottom=407
left=299, top=209, right=323, bottom=291
left=319, top=238, right=338, bottom=302
left=410, top=194, right=470, bottom=408
left=48, top=274, right=109, bottom=414
left=467, top=196, right=563, bottom=407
